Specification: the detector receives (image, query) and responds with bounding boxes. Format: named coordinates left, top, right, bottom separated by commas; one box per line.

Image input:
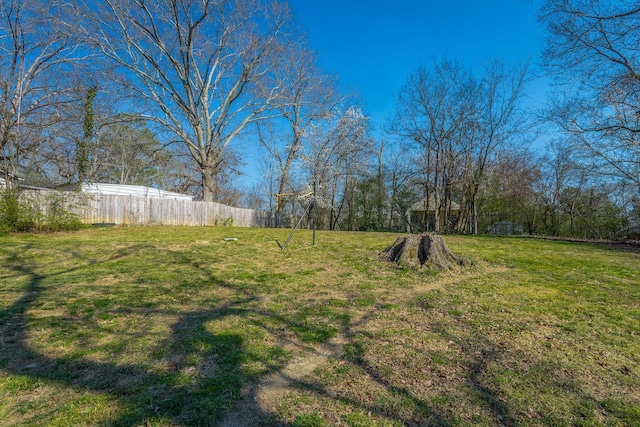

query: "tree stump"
left=382, top=233, right=469, bottom=270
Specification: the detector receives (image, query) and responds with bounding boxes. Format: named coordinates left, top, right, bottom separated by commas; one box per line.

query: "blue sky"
left=238, top=0, right=547, bottom=188
left=289, top=0, right=546, bottom=129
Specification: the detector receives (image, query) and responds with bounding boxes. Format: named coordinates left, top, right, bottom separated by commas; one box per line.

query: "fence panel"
left=77, top=194, right=270, bottom=227
left=10, top=189, right=285, bottom=228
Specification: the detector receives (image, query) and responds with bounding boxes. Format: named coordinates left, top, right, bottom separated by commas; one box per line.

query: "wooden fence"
left=17, top=191, right=278, bottom=227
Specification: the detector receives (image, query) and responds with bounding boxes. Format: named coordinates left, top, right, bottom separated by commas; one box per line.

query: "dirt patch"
left=219, top=336, right=346, bottom=427
left=606, top=241, right=640, bottom=254
left=257, top=336, right=345, bottom=406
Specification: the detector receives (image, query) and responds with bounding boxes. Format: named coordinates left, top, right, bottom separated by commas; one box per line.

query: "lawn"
left=0, top=227, right=638, bottom=426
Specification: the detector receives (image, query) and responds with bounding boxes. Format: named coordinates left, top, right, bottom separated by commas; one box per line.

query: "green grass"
left=1, top=227, right=638, bottom=426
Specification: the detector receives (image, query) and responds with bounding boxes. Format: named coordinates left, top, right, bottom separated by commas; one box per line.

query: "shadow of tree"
left=4, top=238, right=624, bottom=426
left=0, top=244, right=277, bottom=426
left=0, top=242, right=498, bottom=426
left=2, top=242, right=393, bottom=426
left=284, top=318, right=453, bottom=426
left=261, top=304, right=521, bottom=426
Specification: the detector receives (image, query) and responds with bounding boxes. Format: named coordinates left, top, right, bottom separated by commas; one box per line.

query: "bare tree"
left=460, top=59, right=530, bottom=234
left=79, top=0, right=291, bottom=201
left=541, top=0, right=640, bottom=191
left=539, top=139, right=578, bottom=236
left=0, top=0, right=79, bottom=188
left=390, top=59, right=479, bottom=233
left=383, top=142, right=420, bottom=231
left=483, top=152, right=545, bottom=235
left=390, top=58, right=529, bottom=234
left=257, top=39, right=341, bottom=214
left=302, top=106, right=373, bottom=230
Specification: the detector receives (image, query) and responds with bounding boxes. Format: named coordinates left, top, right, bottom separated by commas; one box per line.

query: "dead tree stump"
left=382, top=233, right=469, bottom=270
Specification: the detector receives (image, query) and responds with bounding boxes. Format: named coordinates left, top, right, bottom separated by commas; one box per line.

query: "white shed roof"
left=82, top=183, right=193, bottom=200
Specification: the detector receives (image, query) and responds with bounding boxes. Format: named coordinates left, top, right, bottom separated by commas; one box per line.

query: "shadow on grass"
left=4, top=239, right=626, bottom=426
left=0, top=243, right=512, bottom=426
left=2, top=243, right=406, bottom=426
left=330, top=312, right=454, bottom=426
left=0, top=244, right=279, bottom=426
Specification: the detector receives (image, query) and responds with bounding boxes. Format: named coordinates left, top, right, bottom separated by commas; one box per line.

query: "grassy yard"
left=0, top=227, right=638, bottom=426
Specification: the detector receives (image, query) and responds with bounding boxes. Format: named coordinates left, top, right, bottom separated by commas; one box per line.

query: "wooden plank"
left=10, top=190, right=270, bottom=227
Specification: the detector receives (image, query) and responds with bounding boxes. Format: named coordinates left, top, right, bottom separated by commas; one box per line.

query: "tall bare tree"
left=390, top=58, right=529, bottom=233
left=383, top=143, right=420, bottom=231
left=541, top=0, right=640, bottom=192
left=0, top=0, right=79, bottom=188
left=390, top=59, right=479, bottom=232
left=461, top=59, right=529, bottom=234
left=80, top=0, right=291, bottom=201
left=258, top=39, right=341, bottom=214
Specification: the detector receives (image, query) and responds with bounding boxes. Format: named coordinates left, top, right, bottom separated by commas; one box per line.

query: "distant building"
left=81, top=183, right=193, bottom=200
left=406, top=195, right=460, bottom=232
left=618, top=223, right=640, bottom=240
left=0, top=157, right=28, bottom=188
left=486, top=221, right=523, bottom=235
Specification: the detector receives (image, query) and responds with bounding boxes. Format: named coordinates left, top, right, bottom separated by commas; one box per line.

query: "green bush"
left=42, top=192, right=84, bottom=231
left=0, top=190, right=84, bottom=233
left=0, top=191, right=20, bottom=232
left=214, top=216, right=234, bottom=227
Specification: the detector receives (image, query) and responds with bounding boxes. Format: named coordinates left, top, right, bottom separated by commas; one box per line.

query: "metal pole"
left=276, top=198, right=313, bottom=252
left=312, top=181, right=317, bottom=246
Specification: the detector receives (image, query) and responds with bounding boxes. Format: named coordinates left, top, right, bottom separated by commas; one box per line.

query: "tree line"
left=1, top=0, right=638, bottom=238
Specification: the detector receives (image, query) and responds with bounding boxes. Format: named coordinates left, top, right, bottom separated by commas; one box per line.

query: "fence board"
left=89, top=194, right=276, bottom=227
left=10, top=190, right=280, bottom=227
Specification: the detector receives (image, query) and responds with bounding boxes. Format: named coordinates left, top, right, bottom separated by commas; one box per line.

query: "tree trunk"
left=382, top=233, right=469, bottom=270
left=201, top=150, right=224, bottom=202
left=276, top=131, right=302, bottom=214
left=202, top=164, right=219, bottom=202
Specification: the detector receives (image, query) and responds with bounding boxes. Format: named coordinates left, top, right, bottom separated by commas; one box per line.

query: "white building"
left=81, top=183, right=193, bottom=201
